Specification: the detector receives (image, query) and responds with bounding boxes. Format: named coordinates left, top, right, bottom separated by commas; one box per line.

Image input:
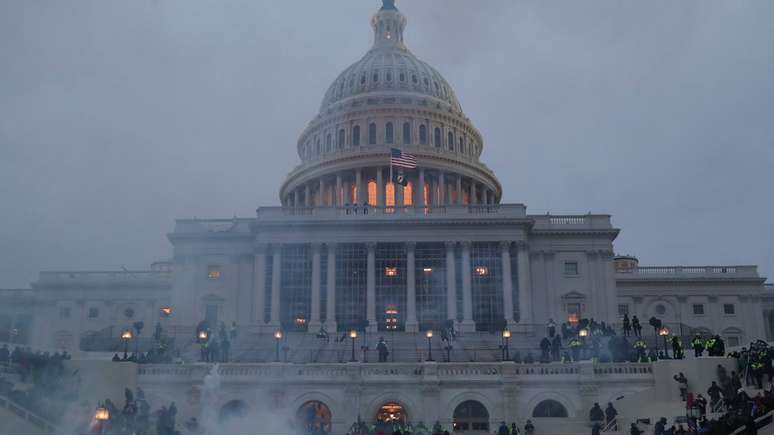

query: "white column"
left=456, top=176, right=463, bottom=205
left=253, top=244, right=267, bottom=325
left=438, top=172, right=446, bottom=206
left=356, top=169, right=364, bottom=205
left=406, top=242, right=418, bottom=332
left=309, top=243, right=322, bottom=332
left=445, top=242, right=457, bottom=322
left=460, top=242, right=475, bottom=332
left=501, top=242, right=516, bottom=328
left=335, top=173, right=343, bottom=206
left=366, top=242, right=377, bottom=332
left=269, top=244, right=282, bottom=328
left=470, top=181, right=477, bottom=205
left=517, top=241, right=533, bottom=324
left=376, top=167, right=384, bottom=207
left=305, top=184, right=311, bottom=207
left=319, top=178, right=325, bottom=207
left=325, top=243, right=337, bottom=332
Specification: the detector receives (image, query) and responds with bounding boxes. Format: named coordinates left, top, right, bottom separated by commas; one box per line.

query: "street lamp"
left=578, top=328, right=589, bottom=338
left=659, top=327, right=670, bottom=358
left=350, top=330, right=358, bottom=362
left=121, top=330, right=133, bottom=356
left=502, top=330, right=512, bottom=361
left=274, top=330, right=283, bottom=362
left=95, top=403, right=110, bottom=434
left=160, top=306, right=173, bottom=317
left=426, top=330, right=434, bottom=362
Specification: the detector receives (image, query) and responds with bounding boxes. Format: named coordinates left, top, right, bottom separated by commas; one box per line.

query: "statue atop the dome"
left=381, top=0, right=397, bottom=11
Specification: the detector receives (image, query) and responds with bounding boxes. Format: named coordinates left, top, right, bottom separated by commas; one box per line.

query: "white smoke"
left=200, top=363, right=223, bottom=435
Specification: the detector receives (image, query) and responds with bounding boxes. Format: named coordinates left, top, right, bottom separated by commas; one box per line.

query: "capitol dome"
left=280, top=0, right=501, bottom=209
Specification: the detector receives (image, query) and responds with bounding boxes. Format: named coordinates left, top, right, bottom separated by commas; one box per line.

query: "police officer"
left=692, top=334, right=705, bottom=358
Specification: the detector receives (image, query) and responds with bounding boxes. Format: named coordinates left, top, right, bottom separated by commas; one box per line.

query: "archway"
left=296, top=401, right=332, bottom=435
left=376, top=402, right=408, bottom=424
left=453, top=400, right=489, bottom=433
left=532, top=400, right=568, bottom=418
left=219, top=400, right=248, bottom=423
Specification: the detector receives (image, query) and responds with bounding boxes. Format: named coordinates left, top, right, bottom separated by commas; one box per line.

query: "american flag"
left=390, top=148, right=417, bottom=169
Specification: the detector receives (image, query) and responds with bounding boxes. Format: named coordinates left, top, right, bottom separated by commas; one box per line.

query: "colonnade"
left=284, top=167, right=498, bottom=208
left=253, top=241, right=532, bottom=333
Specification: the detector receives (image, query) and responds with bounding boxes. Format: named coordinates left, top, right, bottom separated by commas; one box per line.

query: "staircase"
left=0, top=394, right=56, bottom=435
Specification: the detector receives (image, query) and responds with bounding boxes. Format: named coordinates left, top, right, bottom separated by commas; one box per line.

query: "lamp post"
left=274, top=330, right=283, bottom=362
left=121, top=330, right=133, bottom=357
left=659, top=327, right=670, bottom=358
left=350, top=330, right=358, bottom=362
left=502, top=330, right=512, bottom=361
left=95, top=403, right=110, bottom=434
left=426, top=330, right=434, bottom=362
left=578, top=328, right=589, bottom=360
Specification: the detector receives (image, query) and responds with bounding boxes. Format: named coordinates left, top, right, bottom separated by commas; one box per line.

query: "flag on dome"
left=390, top=148, right=417, bottom=169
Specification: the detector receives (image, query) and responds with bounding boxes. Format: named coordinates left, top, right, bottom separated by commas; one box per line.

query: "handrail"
left=601, top=418, right=617, bottom=432
left=0, top=393, right=57, bottom=433
left=730, top=409, right=774, bottom=435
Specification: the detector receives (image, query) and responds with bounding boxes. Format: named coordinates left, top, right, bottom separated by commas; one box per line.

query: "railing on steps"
left=730, top=410, right=774, bottom=435
left=0, top=393, right=57, bottom=433
left=601, top=418, right=618, bottom=432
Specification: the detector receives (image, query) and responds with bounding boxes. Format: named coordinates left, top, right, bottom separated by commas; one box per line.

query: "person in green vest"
left=633, top=340, right=647, bottom=362
left=692, top=334, right=705, bottom=358
left=569, top=338, right=582, bottom=362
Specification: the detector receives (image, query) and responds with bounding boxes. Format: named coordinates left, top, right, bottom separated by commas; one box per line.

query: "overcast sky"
left=0, top=0, right=772, bottom=288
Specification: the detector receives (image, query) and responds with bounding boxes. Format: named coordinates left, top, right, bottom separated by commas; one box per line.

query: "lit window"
left=385, top=182, right=395, bottom=207
left=88, top=307, right=99, bottom=319
left=475, top=266, right=489, bottom=276
left=208, top=265, right=222, bottom=280
left=564, top=262, right=579, bottom=276
left=385, top=267, right=398, bottom=277
left=368, top=181, right=377, bottom=206
left=60, top=307, right=71, bottom=319
left=692, top=304, right=705, bottom=315
left=403, top=182, right=413, bottom=206
left=423, top=267, right=433, bottom=274
left=723, top=304, right=735, bottom=315
left=423, top=183, right=430, bottom=207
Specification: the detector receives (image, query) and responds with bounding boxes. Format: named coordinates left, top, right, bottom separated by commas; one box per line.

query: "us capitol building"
left=1, top=1, right=771, bottom=433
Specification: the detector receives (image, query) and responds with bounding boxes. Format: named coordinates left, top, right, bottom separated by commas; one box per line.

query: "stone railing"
left=531, top=214, right=614, bottom=231
left=138, top=362, right=655, bottom=385
left=173, top=218, right=254, bottom=234
left=0, top=393, right=56, bottom=433
left=617, top=266, right=760, bottom=279
left=255, top=204, right=528, bottom=222
left=34, top=270, right=172, bottom=287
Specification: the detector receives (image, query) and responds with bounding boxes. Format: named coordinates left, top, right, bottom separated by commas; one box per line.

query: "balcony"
left=33, top=270, right=171, bottom=288
left=617, top=266, right=761, bottom=280
left=255, top=204, right=528, bottom=223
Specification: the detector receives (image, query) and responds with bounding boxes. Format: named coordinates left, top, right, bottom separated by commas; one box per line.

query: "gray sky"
left=0, top=0, right=772, bottom=288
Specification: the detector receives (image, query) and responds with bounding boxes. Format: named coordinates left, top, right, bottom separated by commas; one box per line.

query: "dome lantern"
left=371, top=0, right=407, bottom=49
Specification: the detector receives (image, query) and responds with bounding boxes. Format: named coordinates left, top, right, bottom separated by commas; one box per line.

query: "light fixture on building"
left=579, top=328, right=589, bottom=338
left=567, top=313, right=579, bottom=325
left=198, top=330, right=209, bottom=341
left=475, top=266, right=489, bottom=276
left=423, top=267, right=433, bottom=274
left=121, top=330, right=133, bottom=341
left=160, top=306, right=173, bottom=317
left=95, top=404, right=110, bottom=421
left=385, top=267, right=398, bottom=277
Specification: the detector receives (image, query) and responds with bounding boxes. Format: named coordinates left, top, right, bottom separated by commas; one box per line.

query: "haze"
left=0, top=0, right=772, bottom=288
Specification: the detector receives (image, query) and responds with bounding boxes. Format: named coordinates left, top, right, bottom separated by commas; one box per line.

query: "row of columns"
left=253, top=241, right=531, bottom=333
left=286, top=167, right=498, bottom=208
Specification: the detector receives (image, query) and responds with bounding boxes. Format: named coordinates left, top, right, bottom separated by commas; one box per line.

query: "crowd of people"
left=0, top=345, right=76, bottom=422
left=77, top=387, right=180, bottom=435
left=196, top=320, right=238, bottom=363
left=344, top=420, right=536, bottom=435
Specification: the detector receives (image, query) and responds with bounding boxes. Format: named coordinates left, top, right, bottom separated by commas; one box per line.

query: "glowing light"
left=502, top=330, right=512, bottom=339
left=385, top=267, right=398, bottom=277
left=475, top=266, right=489, bottom=276
left=95, top=405, right=110, bottom=421
left=198, top=330, right=209, bottom=341
left=274, top=330, right=283, bottom=340
left=160, top=306, right=172, bottom=317
left=567, top=313, right=579, bottom=325
left=426, top=330, right=433, bottom=338
left=121, top=330, right=133, bottom=340
left=659, top=327, right=670, bottom=337
left=349, top=330, right=358, bottom=339
left=423, top=267, right=433, bottom=273
left=579, top=328, right=589, bottom=338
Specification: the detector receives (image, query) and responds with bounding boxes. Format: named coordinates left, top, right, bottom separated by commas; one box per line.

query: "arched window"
left=367, top=181, right=377, bottom=206
left=353, top=125, right=361, bottom=146
left=399, top=72, right=406, bottom=82
left=453, top=400, right=489, bottom=433
left=459, top=136, right=465, bottom=154
left=296, top=401, right=332, bottom=435
left=412, top=74, right=418, bottom=84
left=326, top=134, right=332, bottom=152
left=361, top=73, right=367, bottom=85
left=385, top=182, right=396, bottom=207
left=220, top=400, right=248, bottom=423
left=403, top=122, right=411, bottom=145
left=532, top=400, right=568, bottom=418
left=434, top=128, right=441, bottom=148
left=385, top=122, right=394, bottom=144
left=403, top=181, right=413, bottom=206
left=376, top=403, right=407, bottom=424
left=448, top=132, right=455, bottom=150
left=419, top=125, right=427, bottom=145
left=423, top=183, right=430, bottom=206
left=369, top=123, right=377, bottom=145
left=338, top=129, right=345, bottom=149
